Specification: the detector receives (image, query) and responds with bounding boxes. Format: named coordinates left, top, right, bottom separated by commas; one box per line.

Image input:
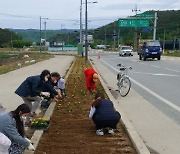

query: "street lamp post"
left=80, top=0, right=83, bottom=45
left=44, top=21, right=47, bottom=44
left=84, top=1, right=97, bottom=63
left=40, top=16, right=42, bottom=52
left=163, top=28, right=166, bottom=54
left=85, top=0, right=88, bottom=63
left=61, top=24, right=65, bottom=51
left=40, top=17, right=48, bottom=52
left=44, top=21, right=47, bottom=51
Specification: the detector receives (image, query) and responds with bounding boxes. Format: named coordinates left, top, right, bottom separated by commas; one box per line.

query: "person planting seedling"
left=84, top=68, right=99, bottom=93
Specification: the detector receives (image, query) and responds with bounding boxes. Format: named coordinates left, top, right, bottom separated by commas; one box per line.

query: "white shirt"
left=89, top=106, right=96, bottom=118
left=0, top=132, right=11, bottom=154
left=57, top=78, right=65, bottom=89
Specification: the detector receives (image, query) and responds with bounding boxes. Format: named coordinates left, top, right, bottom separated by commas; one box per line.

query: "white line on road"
left=100, top=59, right=180, bottom=113
left=151, top=65, right=161, bottom=68
left=131, top=71, right=179, bottom=77
left=165, top=68, right=180, bottom=73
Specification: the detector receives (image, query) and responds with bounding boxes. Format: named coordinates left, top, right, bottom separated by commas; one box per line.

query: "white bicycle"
left=116, top=64, right=132, bottom=97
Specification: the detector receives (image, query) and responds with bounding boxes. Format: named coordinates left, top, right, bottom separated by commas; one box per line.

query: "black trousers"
left=92, top=112, right=121, bottom=129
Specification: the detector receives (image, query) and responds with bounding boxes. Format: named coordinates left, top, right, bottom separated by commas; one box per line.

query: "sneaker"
left=96, top=129, right=104, bottom=136
left=108, top=128, right=114, bottom=134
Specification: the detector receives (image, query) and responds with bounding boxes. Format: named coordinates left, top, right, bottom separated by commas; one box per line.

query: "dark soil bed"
left=35, top=57, right=137, bottom=154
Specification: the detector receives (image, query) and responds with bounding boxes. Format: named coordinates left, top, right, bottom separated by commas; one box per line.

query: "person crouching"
left=89, top=93, right=121, bottom=136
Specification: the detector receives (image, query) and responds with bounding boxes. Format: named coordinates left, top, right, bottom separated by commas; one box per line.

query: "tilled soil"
left=35, top=57, right=137, bottom=154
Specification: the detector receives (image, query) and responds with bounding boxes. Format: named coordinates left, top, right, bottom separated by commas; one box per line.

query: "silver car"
left=119, top=46, right=133, bottom=56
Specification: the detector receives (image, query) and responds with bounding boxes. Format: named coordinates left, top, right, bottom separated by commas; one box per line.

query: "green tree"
left=12, top=40, right=32, bottom=48
left=0, top=28, right=21, bottom=47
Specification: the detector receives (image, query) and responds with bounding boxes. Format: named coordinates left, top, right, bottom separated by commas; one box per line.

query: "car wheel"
left=139, top=55, right=142, bottom=60
left=157, top=56, right=161, bottom=60
left=143, top=55, right=146, bottom=61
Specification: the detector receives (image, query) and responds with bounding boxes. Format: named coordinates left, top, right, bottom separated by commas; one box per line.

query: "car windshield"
left=146, top=41, right=160, bottom=46
left=121, top=47, right=131, bottom=50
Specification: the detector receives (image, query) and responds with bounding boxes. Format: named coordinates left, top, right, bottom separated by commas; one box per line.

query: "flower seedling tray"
left=30, top=118, right=50, bottom=130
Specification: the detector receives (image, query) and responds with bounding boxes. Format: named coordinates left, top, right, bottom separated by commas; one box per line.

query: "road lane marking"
left=165, top=68, right=180, bottom=73
left=104, top=55, right=180, bottom=74
left=130, top=78, right=180, bottom=112
left=151, top=65, right=161, bottom=68
left=131, top=71, right=179, bottom=77
left=100, top=59, right=180, bottom=113
left=153, top=73, right=179, bottom=76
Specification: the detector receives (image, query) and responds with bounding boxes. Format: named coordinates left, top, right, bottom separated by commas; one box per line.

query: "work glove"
left=27, top=143, right=35, bottom=151
left=41, top=92, right=50, bottom=97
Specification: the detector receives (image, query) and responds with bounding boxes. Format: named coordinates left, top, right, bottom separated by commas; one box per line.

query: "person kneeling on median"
left=0, top=104, right=35, bottom=153
left=89, top=92, right=121, bottom=136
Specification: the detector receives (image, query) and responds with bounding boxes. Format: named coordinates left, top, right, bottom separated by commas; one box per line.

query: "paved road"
left=0, top=55, right=74, bottom=111
left=92, top=52, right=180, bottom=124
left=90, top=51, right=180, bottom=154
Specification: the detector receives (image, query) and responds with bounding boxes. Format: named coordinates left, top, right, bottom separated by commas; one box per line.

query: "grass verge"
left=0, top=52, right=53, bottom=75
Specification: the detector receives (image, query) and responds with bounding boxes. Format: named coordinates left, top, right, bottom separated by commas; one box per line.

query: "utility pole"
left=173, top=36, right=176, bottom=50
left=118, top=28, right=120, bottom=48
left=40, top=16, right=42, bottom=52
left=132, top=5, right=140, bottom=52
left=104, top=28, right=107, bottom=47
left=80, top=0, right=83, bottom=45
left=163, top=28, right=166, bottom=54
left=10, top=32, right=13, bottom=49
left=44, top=21, right=47, bottom=51
left=61, top=24, right=65, bottom=51
left=153, top=12, right=157, bottom=40
left=113, top=30, right=116, bottom=50
left=85, top=0, right=88, bottom=63
left=44, top=21, right=47, bottom=43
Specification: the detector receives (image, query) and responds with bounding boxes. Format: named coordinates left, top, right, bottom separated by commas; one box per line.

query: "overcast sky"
left=0, top=0, right=179, bottom=30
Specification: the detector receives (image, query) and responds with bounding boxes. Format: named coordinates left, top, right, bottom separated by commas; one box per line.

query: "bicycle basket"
left=117, top=73, right=122, bottom=80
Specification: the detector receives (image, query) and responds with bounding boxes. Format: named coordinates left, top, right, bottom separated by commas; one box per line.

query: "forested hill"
left=146, top=10, right=180, bottom=39
left=8, top=10, right=180, bottom=45
left=92, top=10, right=180, bottom=45
left=11, top=29, right=75, bottom=43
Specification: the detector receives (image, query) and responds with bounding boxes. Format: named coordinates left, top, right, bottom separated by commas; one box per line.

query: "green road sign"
left=136, top=13, right=154, bottom=18
left=118, top=19, right=149, bottom=28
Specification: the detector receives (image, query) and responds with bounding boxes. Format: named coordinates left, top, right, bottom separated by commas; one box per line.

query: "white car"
left=119, top=46, right=133, bottom=56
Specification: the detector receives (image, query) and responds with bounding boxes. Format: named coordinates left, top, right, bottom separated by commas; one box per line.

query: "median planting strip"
left=25, top=56, right=147, bottom=154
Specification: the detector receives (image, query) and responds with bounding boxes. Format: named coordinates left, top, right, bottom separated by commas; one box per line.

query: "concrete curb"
left=24, top=57, right=76, bottom=154
left=90, top=59, right=150, bottom=154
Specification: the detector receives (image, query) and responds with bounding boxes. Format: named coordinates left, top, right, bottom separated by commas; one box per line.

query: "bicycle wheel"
left=118, top=77, right=131, bottom=97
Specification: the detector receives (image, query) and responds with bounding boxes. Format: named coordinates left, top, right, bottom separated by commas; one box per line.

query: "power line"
left=159, top=0, right=179, bottom=10
left=0, top=11, right=123, bottom=22
left=0, top=12, right=39, bottom=19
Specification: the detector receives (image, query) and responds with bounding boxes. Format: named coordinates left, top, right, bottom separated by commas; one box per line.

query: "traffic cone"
left=98, top=52, right=100, bottom=59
